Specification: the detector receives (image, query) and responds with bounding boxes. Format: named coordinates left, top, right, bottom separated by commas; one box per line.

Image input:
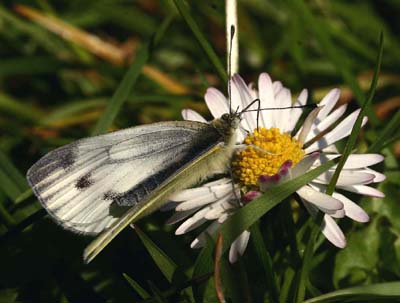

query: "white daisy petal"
left=230, top=76, right=252, bottom=132
left=247, top=82, right=258, bottom=99
left=314, top=154, right=384, bottom=169
left=182, top=109, right=207, bottom=122
left=291, top=152, right=320, bottom=178
left=274, top=88, right=292, bottom=132
left=317, top=88, right=340, bottom=120
left=204, top=199, right=235, bottom=220
left=305, top=109, right=368, bottom=153
left=232, top=74, right=258, bottom=131
left=176, top=191, right=227, bottom=211
left=321, top=214, right=346, bottom=248
left=190, top=220, right=221, bottom=249
left=360, top=168, right=386, bottom=183
left=258, top=73, right=275, bottom=128
left=338, top=185, right=385, bottom=198
left=166, top=207, right=202, bottom=225
left=287, top=89, right=308, bottom=132
left=175, top=207, right=209, bottom=235
left=297, top=107, right=322, bottom=145
left=229, top=230, right=251, bottom=263
left=322, top=145, right=339, bottom=153
left=205, top=88, right=230, bottom=119
left=273, top=81, right=283, bottom=96
left=306, top=104, right=347, bottom=143
left=297, top=185, right=343, bottom=211
left=332, top=192, right=370, bottom=222
left=313, top=170, right=375, bottom=186
left=329, top=208, right=346, bottom=218
left=169, top=179, right=231, bottom=201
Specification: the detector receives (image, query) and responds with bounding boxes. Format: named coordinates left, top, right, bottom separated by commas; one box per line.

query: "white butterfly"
left=27, top=113, right=241, bottom=263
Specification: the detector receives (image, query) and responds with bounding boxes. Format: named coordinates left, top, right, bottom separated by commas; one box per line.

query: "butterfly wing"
left=27, top=121, right=223, bottom=235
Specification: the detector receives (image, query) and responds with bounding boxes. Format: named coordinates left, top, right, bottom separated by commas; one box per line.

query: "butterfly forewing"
left=27, top=121, right=223, bottom=234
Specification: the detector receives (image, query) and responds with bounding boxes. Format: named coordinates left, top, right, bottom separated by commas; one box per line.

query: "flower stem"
left=295, top=213, right=323, bottom=303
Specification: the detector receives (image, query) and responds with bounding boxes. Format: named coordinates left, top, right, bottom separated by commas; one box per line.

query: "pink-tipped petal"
left=234, top=74, right=260, bottom=131
left=313, top=170, right=376, bottom=186
left=361, top=168, right=386, bottom=183
left=242, top=191, right=262, bottom=203
left=314, top=153, right=385, bottom=169
left=332, top=192, right=370, bottom=222
left=182, top=109, right=207, bottom=122
left=338, top=185, right=385, bottom=198
left=321, top=215, right=347, bottom=248
left=205, top=88, right=229, bottom=119
left=297, top=185, right=343, bottom=211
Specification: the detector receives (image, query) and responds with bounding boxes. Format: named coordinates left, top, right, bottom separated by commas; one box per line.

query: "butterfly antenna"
left=228, top=25, right=235, bottom=115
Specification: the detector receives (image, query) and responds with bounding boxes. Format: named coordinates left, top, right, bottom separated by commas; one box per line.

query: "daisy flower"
left=167, top=73, right=385, bottom=263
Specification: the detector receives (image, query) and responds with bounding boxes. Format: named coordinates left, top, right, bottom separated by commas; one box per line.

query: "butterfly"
left=27, top=111, right=242, bottom=263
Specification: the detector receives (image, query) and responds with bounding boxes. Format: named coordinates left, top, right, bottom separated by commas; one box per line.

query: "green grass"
left=1, top=1, right=400, bottom=302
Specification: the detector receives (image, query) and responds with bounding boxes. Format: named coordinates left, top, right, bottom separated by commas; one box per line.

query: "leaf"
left=122, top=273, right=150, bottom=299
left=0, top=150, right=29, bottom=201
left=333, top=218, right=380, bottom=287
left=134, top=225, right=178, bottom=284
left=303, top=282, right=400, bottom=303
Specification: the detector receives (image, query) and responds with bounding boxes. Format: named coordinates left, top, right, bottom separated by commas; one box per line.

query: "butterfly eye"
left=221, top=113, right=230, bottom=120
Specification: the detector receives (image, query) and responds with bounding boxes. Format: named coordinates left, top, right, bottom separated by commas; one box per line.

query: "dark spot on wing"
left=27, top=144, right=78, bottom=186
left=59, top=145, right=77, bottom=169
left=76, top=172, right=94, bottom=190
left=103, top=190, right=119, bottom=201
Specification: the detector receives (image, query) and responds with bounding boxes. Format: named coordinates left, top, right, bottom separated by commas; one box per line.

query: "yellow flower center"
left=232, top=127, right=305, bottom=187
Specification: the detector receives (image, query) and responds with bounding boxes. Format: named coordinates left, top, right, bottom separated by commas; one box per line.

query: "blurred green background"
left=0, top=1, right=399, bottom=302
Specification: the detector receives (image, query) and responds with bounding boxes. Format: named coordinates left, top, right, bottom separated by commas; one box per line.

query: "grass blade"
left=91, top=16, right=173, bottom=135
left=326, top=32, right=383, bottom=195
left=173, top=0, right=227, bottom=83
left=288, top=0, right=379, bottom=126
left=295, top=33, right=384, bottom=303
left=368, top=110, right=400, bottom=153
left=303, top=282, right=400, bottom=303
